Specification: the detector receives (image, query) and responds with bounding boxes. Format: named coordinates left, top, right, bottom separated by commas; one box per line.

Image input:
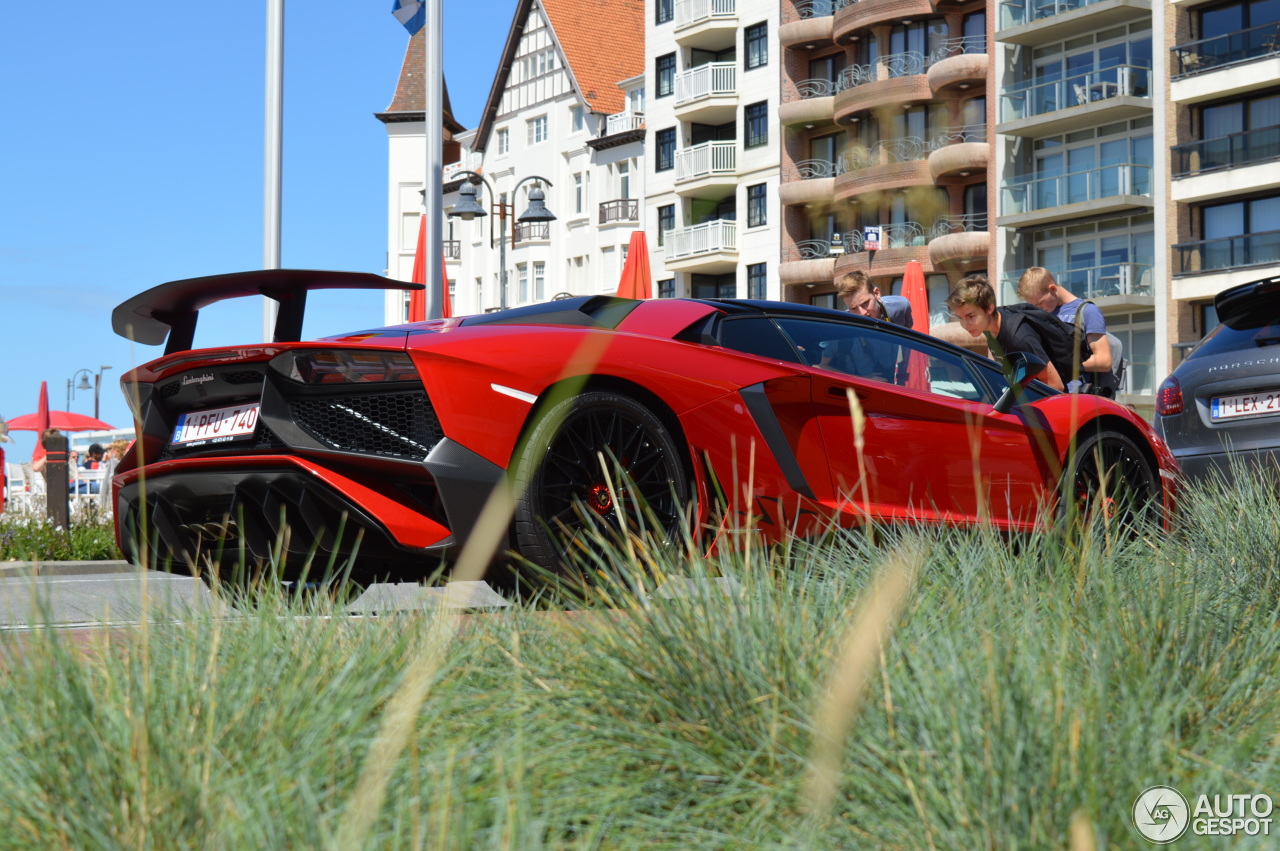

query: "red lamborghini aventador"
left=110, top=270, right=1177, bottom=586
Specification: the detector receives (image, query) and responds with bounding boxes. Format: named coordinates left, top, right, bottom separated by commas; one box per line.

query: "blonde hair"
left=1016, top=267, right=1057, bottom=302
left=110, top=438, right=130, bottom=457
left=835, top=270, right=872, bottom=299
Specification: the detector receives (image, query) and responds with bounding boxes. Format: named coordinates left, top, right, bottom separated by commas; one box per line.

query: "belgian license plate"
left=171, top=403, right=261, bottom=446
left=1210, top=391, right=1280, bottom=422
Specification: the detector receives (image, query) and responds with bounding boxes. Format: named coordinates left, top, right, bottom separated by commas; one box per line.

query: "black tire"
left=511, top=391, right=690, bottom=574
left=1062, top=429, right=1159, bottom=532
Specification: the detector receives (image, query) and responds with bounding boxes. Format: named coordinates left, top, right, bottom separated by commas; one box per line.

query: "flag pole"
left=263, top=0, right=284, bottom=341
left=424, top=0, right=444, bottom=320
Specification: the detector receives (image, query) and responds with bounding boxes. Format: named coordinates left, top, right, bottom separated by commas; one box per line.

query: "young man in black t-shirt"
left=945, top=274, right=1066, bottom=392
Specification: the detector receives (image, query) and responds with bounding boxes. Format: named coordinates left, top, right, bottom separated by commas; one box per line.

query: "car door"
left=771, top=316, right=1052, bottom=528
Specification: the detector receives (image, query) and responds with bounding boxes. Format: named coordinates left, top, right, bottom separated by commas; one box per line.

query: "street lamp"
left=446, top=171, right=556, bottom=310
left=68, top=365, right=113, bottom=421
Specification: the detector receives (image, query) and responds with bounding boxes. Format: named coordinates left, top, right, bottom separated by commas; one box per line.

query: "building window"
left=659, top=278, right=675, bottom=299
left=517, top=263, right=529, bottom=303
left=656, top=53, right=676, bottom=98
left=657, top=204, right=675, bottom=246
left=534, top=261, right=545, bottom=301
left=747, top=183, right=767, bottom=227
left=574, top=173, right=584, bottom=214
left=745, top=22, right=768, bottom=69
left=656, top=127, right=676, bottom=171
left=747, top=263, right=767, bottom=299
left=527, top=115, right=548, bottom=145
left=618, top=161, right=631, bottom=199
left=571, top=104, right=585, bottom=132
left=656, top=0, right=672, bottom=25
left=497, top=128, right=509, bottom=155
left=744, top=102, right=768, bottom=148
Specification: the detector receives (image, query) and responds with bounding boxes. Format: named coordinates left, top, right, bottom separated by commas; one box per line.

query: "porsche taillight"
left=1155, top=375, right=1183, bottom=416
left=271, top=350, right=419, bottom=385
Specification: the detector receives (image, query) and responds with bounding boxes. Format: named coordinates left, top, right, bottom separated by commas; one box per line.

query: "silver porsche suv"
left=1155, top=276, right=1280, bottom=481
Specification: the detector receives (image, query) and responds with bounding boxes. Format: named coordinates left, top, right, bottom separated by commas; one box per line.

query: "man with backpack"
left=946, top=273, right=1086, bottom=392
left=1017, top=267, right=1119, bottom=395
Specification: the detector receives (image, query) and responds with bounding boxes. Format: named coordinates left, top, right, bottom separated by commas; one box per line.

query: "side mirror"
left=992, top=352, right=1048, bottom=415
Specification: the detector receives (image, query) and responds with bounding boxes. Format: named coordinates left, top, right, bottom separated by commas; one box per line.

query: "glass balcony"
left=674, top=140, right=737, bottom=182
left=1002, top=162, right=1152, bottom=214
left=1000, top=65, right=1150, bottom=121
left=1172, top=22, right=1280, bottom=77
left=999, top=0, right=1112, bottom=30
left=605, top=111, right=644, bottom=135
left=666, top=220, right=737, bottom=260
left=1000, top=262, right=1153, bottom=302
left=1173, top=126, right=1280, bottom=177
left=1174, top=229, right=1280, bottom=274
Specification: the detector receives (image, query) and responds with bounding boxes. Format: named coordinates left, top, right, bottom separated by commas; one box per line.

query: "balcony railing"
left=930, top=213, right=989, bottom=238
left=599, top=199, right=639, bottom=224
left=1001, top=262, right=1153, bottom=300
left=1173, top=125, right=1280, bottom=176
left=841, top=137, right=931, bottom=171
left=793, top=0, right=854, bottom=17
left=786, top=239, right=846, bottom=260
left=1000, top=64, right=1150, bottom=122
left=675, top=62, right=737, bottom=105
left=675, top=140, right=737, bottom=181
left=666, top=220, right=737, bottom=260
left=838, top=52, right=929, bottom=90
left=443, top=239, right=460, bottom=260
left=930, top=123, right=988, bottom=147
left=793, top=158, right=844, bottom=179
left=605, top=111, right=645, bottom=135
left=675, top=0, right=735, bottom=29
left=1172, top=22, right=1280, bottom=77
left=795, top=77, right=840, bottom=98
left=930, top=35, right=988, bottom=60
left=513, top=222, right=550, bottom=242
left=842, top=222, right=929, bottom=253
left=1174, top=229, right=1280, bottom=274
left=999, top=0, right=1115, bottom=30
left=1002, top=162, right=1152, bottom=214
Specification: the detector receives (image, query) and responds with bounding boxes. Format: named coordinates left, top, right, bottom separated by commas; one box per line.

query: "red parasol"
left=441, top=255, right=452, bottom=318
left=8, top=410, right=116, bottom=433
left=901, top=261, right=932, bottom=393
left=408, top=215, right=427, bottom=322
left=615, top=231, right=653, bottom=300
left=26, top=381, right=51, bottom=463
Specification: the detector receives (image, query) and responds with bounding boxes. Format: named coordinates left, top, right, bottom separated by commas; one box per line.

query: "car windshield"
left=1187, top=307, right=1280, bottom=361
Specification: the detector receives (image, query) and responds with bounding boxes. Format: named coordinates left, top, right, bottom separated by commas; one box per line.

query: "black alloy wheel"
left=1063, top=429, right=1159, bottom=532
left=512, top=391, right=690, bottom=574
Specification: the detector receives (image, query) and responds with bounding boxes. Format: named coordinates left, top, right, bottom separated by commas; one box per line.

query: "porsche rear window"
left=1187, top=310, right=1280, bottom=360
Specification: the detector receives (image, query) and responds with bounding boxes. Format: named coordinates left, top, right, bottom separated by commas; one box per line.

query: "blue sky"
left=0, top=1, right=518, bottom=462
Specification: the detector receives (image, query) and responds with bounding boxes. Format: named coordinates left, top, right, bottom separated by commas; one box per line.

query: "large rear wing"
left=112, top=268, right=424, bottom=355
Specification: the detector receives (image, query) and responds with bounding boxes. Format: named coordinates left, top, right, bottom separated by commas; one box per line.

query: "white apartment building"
left=646, top=0, right=783, bottom=300
left=383, top=0, right=647, bottom=321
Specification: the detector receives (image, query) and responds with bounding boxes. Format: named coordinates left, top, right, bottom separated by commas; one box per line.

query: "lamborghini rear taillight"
left=1155, top=375, right=1183, bottom=416
left=271, top=350, right=419, bottom=385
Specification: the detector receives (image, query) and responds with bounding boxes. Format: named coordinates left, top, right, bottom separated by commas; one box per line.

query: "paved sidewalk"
left=0, top=560, right=135, bottom=578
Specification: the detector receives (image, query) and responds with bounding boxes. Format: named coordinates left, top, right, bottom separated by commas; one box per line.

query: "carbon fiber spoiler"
left=112, top=268, right=424, bottom=355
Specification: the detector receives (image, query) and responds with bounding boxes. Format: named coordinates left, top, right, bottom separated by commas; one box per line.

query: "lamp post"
left=446, top=171, right=556, bottom=310
left=68, top=365, right=112, bottom=420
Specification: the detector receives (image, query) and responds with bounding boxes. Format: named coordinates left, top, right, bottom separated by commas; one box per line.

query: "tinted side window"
left=718, top=316, right=801, bottom=363
left=774, top=317, right=986, bottom=401
left=973, top=357, right=1052, bottom=403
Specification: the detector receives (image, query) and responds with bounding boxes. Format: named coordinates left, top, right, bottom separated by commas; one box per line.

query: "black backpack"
left=996, top=303, right=1093, bottom=384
